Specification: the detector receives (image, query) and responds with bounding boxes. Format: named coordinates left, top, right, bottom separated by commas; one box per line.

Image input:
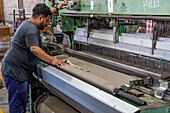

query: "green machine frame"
left=48, top=0, right=170, bottom=15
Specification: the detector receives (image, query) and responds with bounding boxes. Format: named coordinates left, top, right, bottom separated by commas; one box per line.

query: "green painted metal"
left=50, top=0, right=111, bottom=14
left=52, top=14, right=58, bottom=27
left=47, top=0, right=56, bottom=9
left=114, top=0, right=170, bottom=15
left=78, top=0, right=108, bottom=14
left=140, top=105, right=170, bottom=113
left=62, top=16, right=86, bottom=49
left=48, top=0, right=170, bottom=15
left=9, top=35, right=14, bottom=46
left=119, top=94, right=170, bottom=113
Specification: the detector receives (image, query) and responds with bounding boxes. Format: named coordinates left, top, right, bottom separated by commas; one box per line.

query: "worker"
left=1, top=3, right=67, bottom=113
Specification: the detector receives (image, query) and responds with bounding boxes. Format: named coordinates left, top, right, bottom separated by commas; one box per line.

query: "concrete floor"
left=0, top=87, right=9, bottom=113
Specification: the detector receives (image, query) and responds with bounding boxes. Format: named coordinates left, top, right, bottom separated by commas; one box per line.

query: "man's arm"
left=30, top=46, right=65, bottom=67
left=51, top=3, right=68, bottom=14
left=35, top=3, right=67, bottom=66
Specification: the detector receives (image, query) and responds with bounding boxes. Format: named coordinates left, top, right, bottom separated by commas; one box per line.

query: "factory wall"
left=2, top=0, right=45, bottom=23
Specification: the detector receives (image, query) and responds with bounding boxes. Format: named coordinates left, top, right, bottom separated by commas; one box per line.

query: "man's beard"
left=38, top=21, right=45, bottom=30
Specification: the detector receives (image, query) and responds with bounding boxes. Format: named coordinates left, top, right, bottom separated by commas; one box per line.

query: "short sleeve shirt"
left=1, top=20, right=42, bottom=82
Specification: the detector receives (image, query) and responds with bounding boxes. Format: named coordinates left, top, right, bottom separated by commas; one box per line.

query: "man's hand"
left=52, top=59, right=65, bottom=67
left=51, top=2, right=68, bottom=14
left=57, top=3, right=68, bottom=10
left=30, top=46, right=65, bottom=67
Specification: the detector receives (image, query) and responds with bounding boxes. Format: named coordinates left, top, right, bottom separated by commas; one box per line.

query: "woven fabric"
left=146, top=20, right=153, bottom=34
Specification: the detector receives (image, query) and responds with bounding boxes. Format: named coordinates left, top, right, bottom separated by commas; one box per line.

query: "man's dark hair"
left=32, top=3, right=52, bottom=18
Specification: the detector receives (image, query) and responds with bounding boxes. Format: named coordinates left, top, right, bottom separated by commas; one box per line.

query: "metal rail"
left=36, top=63, right=140, bottom=113
left=61, top=13, right=170, bottom=21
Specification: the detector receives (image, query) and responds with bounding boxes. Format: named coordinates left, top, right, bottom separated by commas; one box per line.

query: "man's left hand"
left=57, top=3, right=68, bottom=10
left=52, top=59, right=65, bottom=67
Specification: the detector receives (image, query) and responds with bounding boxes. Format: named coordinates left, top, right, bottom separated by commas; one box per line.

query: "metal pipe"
left=1, top=0, right=5, bottom=25
left=60, top=13, right=170, bottom=21
left=113, top=88, right=147, bottom=106
left=18, top=0, right=23, bottom=9
left=13, top=10, right=15, bottom=22
left=23, top=9, right=25, bottom=20
left=29, top=84, right=33, bottom=113
left=18, top=0, right=23, bottom=18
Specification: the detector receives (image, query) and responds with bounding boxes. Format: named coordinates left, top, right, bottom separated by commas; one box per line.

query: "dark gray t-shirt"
left=1, top=20, right=42, bottom=82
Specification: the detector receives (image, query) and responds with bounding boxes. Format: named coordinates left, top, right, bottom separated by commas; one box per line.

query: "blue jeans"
left=2, top=72, right=29, bottom=113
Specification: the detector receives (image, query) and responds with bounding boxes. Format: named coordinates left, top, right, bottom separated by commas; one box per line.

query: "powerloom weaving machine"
left=30, top=0, right=170, bottom=113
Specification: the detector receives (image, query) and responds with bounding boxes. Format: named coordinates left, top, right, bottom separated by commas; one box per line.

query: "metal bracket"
left=154, top=88, right=165, bottom=99
left=154, top=80, right=170, bottom=99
